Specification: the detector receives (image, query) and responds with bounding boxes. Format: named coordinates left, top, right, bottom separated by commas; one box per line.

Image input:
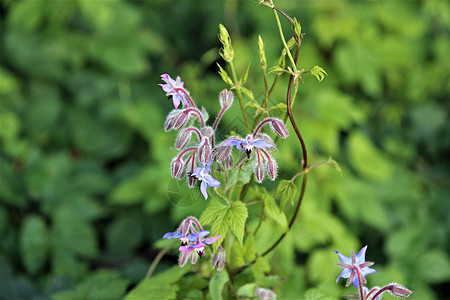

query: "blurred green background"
left=0, top=0, right=448, bottom=299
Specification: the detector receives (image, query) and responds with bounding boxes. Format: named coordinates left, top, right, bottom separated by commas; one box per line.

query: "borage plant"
left=123, top=1, right=413, bottom=299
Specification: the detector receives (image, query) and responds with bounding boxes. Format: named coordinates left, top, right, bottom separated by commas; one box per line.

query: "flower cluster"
left=335, top=246, right=412, bottom=299
left=159, top=74, right=289, bottom=200
left=163, top=217, right=221, bottom=267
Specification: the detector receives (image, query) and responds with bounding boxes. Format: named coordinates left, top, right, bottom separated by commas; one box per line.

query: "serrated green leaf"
left=241, top=87, right=254, bottom=100
left=200, top=198, right=228, bottom=226
left=226, top=163, right=253, bottom=191
left=217, top=63, right=233, bottom=85
left=264, top=193, right=288, bottom=230
left=303, top=288, right=334, bottom=300
left=277, top=180, right=297, bottom=210
left=242, top=234, right=256, bottom=261
left=310, top=65, right=328, bottom=82
left=228, top=201, right=248, bottom=246
left=20, top=215, right=49, bottom=274
left=209, top=270, right=229, bottom=300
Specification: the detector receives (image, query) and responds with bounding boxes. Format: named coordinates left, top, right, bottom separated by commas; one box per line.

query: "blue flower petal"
left=200, top=180, right=208, bottom=200
left=204, top=174, right=221, bottom=187
left=252, top=140, right=274, bottom=149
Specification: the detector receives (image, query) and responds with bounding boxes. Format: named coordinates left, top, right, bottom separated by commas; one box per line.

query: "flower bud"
left=187, top=173, right=197, bottom=188
left=265, top=155, right=278, bottom=181
left=211, top=246, right=226, bottom=271
left=218, top=154, right=233, bottom=171
left=178, top=251, right=188, bottom=267
left=219, top=89, right=234, bottom=107
left=171, top=157, right=185, bottom=179
left=258, top=35, right=267, bottom=69
left=164, top=110, right=178, bottom=132
left=216, top=144, right=231, bottom=162
left=255, top=288, right=276, bottom=300
left=190, top=251, right=199, bottom=264
left=255, top=162, right=264, bottom=183
left=201, top=126, right=214, bottom=138
left=198, top=137, right=212, bottom=163
left=218, top=24, right=234, bottom=62
left=270, top=119, right=289, bottom=138
left=173, top=110, right=189, bottom=130
left=176, top=130, right=191, bottom=150
left=388, top=283, right=412, bottom=298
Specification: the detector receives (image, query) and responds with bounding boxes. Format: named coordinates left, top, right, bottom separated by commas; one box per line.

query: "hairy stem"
left=229, top=61, right=252, bottom=133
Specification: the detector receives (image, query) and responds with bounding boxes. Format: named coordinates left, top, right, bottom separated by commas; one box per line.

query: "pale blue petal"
left=252, top=140, right=274, bottom=149
left=356, top=245, right=368, bottom=264
left=205, top=174, right=221, bottom=187
left=222, top=138, right=243, bottom=147
left=200, top=181, right=208, bottom=200
left=334, top=250, right=351, bottom=265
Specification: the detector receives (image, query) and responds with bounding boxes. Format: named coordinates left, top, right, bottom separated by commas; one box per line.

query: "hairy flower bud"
left=190, top=251, right=199, bottom=264
left=201, top=126, right=214, bottom=138
left=219, top=89, right=234, bottom=107
left=164, top=110, right=178, bottom=131
left=171, top=157, right=185, bottom=179
left=178, top=251, right=188, bottom=267
left=218, top=154, right=233, bottom=171
left=255, top=161, right=264, bottom=183
left=211, top=246, right=226, bottom=271
left=176, top=130, right=191, bottom=150
left=187, top=173, right=197, bottom=188
left=270, top=119, right=289, bottom=138
left=265, top=154, right=278, bottom=180
left=198, top=137, right=212, bottom=163
left=173, top=110, right=190, bottom=130
left=255, top=288, right=276, bottom=300
left=216, top=144, right=232, bottom=162
left=387, top=283, right=412, bottom=298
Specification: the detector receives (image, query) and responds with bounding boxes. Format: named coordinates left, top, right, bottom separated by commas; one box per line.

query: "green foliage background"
left=0, top=0, right=448, bottom=299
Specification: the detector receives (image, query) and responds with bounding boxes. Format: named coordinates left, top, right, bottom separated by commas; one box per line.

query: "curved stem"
left=176, top=88, right=196, bottom=108
left=146, top=240, right=176, bottom=278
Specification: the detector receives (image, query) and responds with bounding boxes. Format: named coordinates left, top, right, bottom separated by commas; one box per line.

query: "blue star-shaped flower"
left=335, top=245, right=377, bottom=289
left=190, top=160, right=221, bottom=200
left=221, top=134, right=274, bottom=158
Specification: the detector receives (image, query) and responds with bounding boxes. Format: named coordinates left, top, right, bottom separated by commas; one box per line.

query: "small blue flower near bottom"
left=335, top=245, right=377, bottom=289
left=190, top=160, right=221, bottom=200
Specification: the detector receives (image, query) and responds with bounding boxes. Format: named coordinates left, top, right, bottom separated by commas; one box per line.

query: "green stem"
left=229, top=61, right=251, bottom=133
left=146, top=240, right=176, bottom=278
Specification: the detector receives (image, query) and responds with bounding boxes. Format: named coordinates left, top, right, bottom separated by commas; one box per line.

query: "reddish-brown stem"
left=355, top=267, right=366, bottom=300
left=176, top=88, right=196, bottom=108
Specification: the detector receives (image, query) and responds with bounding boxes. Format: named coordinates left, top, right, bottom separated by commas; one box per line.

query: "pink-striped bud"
left=198, top=137, right=211, bottom=163
left=201, top=126, right=214, bottom=138
left=387, top=283, right=412, bottom=298
left=171, top=157, right=185, bottom=179
left=211, top=246, right=226, bottom=271
left=187, top=174, right=197, bottom=188
left=216, top=144, right=232, bottom=162
left=265, top=155, right=278, bottom=180
left=270, top=118, right=289, bottom=138
left=164, top=110, right=178, bottom=131
left=255, top=162, right=264, bottom=183
left=173, top=110, right=190, bottom=130
left=219, top=89, right=234, bottom=107
left=218, top=154, right=233, bottom=170
left=178, top=251, right=188, bottom=267
left=190, top=251, right=199, bottom=264
left=176, top=130, right=191, bottom=150
left=255, top=288, right=276, bottom=300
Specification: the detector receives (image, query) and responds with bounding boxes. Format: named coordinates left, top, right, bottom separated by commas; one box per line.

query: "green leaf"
left=241, top=87, right=254, bottom=100
left=52, top=271, right=129, bottom=300
left=242, top=234, right=256, bottom=262
left=228, top=201, right=248, bottom=246
left=20, top=215, right=49, bottom=274
left=269, top=103, right=287, bottom=112
left=251, top=257, right=270, bottom=280
left=217, top=63, right=233, bottom=85
left=242, top=63, right=251, bottom=85
left=226, top=163, right=253, bottom=191
left=264, top=193, right=288, bottom=230
left=209, top=270, right=229, bottom=300
left=277, top=180, right=297, bottom=210
left=237, top=283, right=256, bottom=297
left=200, top=197, right=228, bottom=226
left=124, top=266, right=187, bottom=300
left=303, top=288, right=334, bottom=300
left=310, top=65, right=328, bottom=82
left=326, top=157, right=343, bottom=177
